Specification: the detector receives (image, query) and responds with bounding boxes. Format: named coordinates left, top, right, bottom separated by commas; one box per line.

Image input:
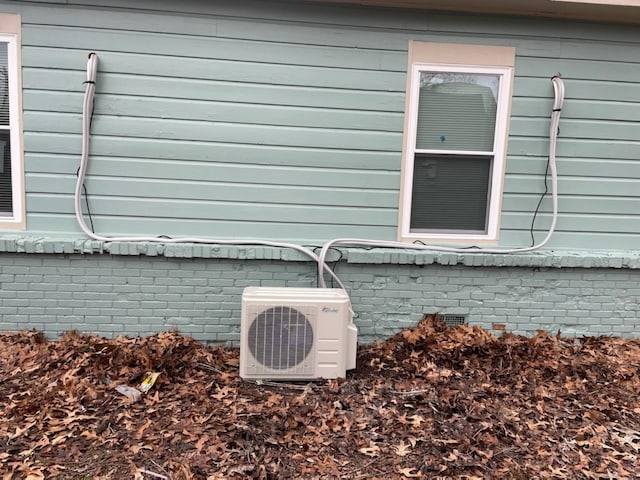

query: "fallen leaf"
left=408, top=415, right=425, bottom=427
left=398, top=467, right=424, bottom=478
left=358, top=444, right=380, bottom=457
left=394, top=440, right=412, bottom=457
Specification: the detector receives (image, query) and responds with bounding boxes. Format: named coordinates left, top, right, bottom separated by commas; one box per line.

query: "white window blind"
left=0, top=41, right=11, bottom=214
left=415, top=73, right=498, bottom=152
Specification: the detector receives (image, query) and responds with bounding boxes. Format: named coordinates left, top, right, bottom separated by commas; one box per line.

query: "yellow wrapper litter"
left=139, top=371, right=160, bottom=393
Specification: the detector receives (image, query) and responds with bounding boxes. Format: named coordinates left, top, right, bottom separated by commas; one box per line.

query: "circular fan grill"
left=248, top=305, right=314, bottom=370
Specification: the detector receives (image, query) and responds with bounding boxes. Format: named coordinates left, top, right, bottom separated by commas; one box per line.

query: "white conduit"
left=317, top=75, right=565, bottom=288
left=75, top=53, right=347, bottom=291
left=76, top=52, right=565, bottom=300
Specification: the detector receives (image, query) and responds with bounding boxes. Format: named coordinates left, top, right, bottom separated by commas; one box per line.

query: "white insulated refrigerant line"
left=76, top=53, right=565, bottom=294
left=317, top=74, right=565, bottom=288
left=75, top=52, right=348, bottom=290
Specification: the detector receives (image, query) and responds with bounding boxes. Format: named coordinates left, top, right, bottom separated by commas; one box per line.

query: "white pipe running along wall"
left=77, top=52, right=564, bottom=307
left=75, top=53, right=348, bottom=291
left=317, top=75, right=566, bottom=288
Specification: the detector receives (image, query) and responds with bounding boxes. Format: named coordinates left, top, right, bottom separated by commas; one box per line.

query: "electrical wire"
left=529, top=159, right=550, bottom=247
left=315, top=246, right=344, bottom=288
left=317, top=75, right=565, bottom=288
left=75, top=166, right=95, bottom=233
left=77, top=51, right=565, bottom=311
left=75, top=52, right=349, bottom=294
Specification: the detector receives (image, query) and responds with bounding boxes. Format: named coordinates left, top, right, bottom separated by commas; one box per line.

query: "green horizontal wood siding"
left=1, top=0, right=638, bottom=249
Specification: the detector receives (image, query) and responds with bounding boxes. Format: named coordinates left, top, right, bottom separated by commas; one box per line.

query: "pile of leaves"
left=1, top=316, right=639, bottom=479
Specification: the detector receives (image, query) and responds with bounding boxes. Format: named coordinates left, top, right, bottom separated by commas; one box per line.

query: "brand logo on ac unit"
left=322, top=307, right=338, bottom=313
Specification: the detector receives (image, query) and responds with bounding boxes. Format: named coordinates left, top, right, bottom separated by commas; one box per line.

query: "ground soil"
left=1, top=316, right=639, bottom=479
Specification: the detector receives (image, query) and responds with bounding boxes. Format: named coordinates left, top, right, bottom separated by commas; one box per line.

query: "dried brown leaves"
left=1, top=316, right=639, bottom=479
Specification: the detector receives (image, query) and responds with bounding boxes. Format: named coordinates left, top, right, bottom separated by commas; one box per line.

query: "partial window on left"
left=0, top=14, right=23, bottom=230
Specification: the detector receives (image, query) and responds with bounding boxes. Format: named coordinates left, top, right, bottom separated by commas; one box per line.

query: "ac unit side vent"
left=439, top=314, right=468, bottom=327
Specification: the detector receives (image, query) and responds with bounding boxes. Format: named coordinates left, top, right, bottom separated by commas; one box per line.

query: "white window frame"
left=398, top=42, right=515, bottom=244
left=0, top=14, right=24, bottom=230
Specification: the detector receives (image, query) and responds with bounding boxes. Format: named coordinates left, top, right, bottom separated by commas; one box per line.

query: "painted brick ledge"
left=1, top=235, right=639, bottom=269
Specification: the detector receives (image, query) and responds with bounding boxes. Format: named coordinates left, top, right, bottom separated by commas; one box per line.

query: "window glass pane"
left=0, top=130, right=12, bottom=213
left=0, top=43, right=8, bottom=126
left=416, top=72, right=498, bottom=151
left=410, top=153, right=491, bottom=232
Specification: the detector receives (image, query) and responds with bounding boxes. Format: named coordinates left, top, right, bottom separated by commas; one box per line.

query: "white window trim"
left=0, top=14, right=24, bottom=230
left=398, top=42, right=515, bottom=245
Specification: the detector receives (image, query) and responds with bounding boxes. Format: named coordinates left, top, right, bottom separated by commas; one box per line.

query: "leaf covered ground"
left=1, top=316, right=639, bottom=479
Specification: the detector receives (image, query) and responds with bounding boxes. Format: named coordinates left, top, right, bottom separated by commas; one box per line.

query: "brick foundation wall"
left=0, top=250, right=638, bottom=342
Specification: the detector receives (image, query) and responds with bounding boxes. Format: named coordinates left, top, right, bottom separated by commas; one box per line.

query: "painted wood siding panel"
left=26, top=111, right=401, bottom=152
left=8, top=0, right=640, bottom=249
left=26, top=174, right=398, bottom=208
left=25, top=133, right=400, bottom=170
left=22, top=58, right=405, bottom=112
left=23, top=214, right=397, bottom=240
left=17, top=2, right=406, bottom=241
left=26, top=92, right=402, bottom=133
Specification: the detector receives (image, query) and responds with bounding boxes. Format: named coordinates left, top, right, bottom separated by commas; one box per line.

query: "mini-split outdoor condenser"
left=239, top=287, right=358, bottom=380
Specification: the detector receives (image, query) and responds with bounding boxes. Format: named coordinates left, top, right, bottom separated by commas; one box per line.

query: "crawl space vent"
left=440, top=314, right=468, bottom=327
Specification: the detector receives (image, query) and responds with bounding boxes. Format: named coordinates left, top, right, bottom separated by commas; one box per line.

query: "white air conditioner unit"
left=240, top=287, right=357, bottom=380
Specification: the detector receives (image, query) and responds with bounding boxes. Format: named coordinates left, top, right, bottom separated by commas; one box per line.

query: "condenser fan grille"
left=247, top=305, right=314, bottom=370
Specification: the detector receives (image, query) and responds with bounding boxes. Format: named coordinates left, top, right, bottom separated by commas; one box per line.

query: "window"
left=0, top=14, right=23, bottom=230
left=399, top=42, right=515, bottom=244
